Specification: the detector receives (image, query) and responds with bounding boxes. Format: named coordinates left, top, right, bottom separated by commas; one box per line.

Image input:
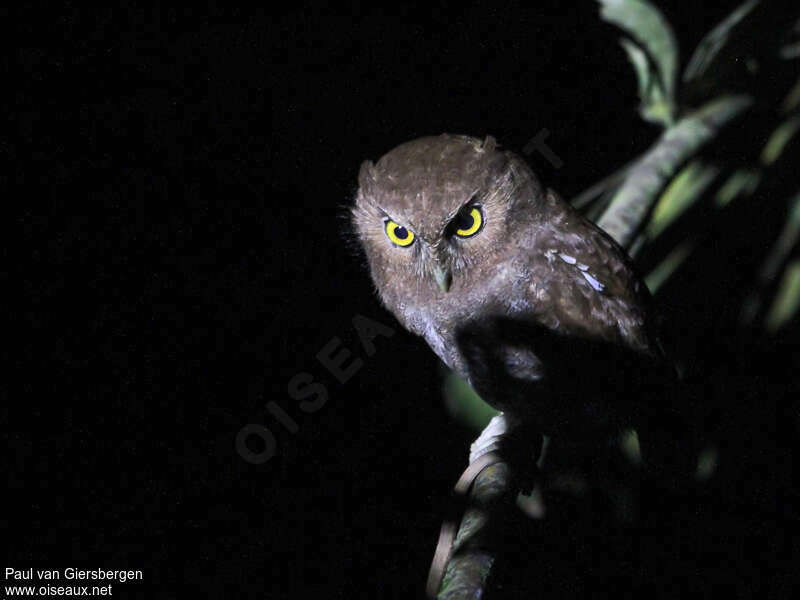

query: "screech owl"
left=352, top=133, right=677, bottom=444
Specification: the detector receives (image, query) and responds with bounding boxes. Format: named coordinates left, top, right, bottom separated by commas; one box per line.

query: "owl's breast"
left=388, top=263, right=528, bottom=383
left=399, top=302, right=465, bottom=374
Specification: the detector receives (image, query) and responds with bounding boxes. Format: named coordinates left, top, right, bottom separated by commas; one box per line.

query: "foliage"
left=436, top=3, right=799, bottom=597
left=444, top=0, right=800, bottom=427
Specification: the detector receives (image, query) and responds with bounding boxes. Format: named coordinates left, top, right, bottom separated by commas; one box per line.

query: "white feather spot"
left=581, top=271, right=605, bottom=291
left=559, top=253, right=577, bottom=265
left=577, top=263, right=589, bottom=271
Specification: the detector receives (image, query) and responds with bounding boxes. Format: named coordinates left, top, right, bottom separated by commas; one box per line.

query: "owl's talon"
left=470, top=414, right=546, bottom=498
left=469, top=413, right=511, bottom=464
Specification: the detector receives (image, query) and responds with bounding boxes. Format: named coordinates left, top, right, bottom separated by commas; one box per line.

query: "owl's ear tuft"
left=480, top=135, right=497, bottom=152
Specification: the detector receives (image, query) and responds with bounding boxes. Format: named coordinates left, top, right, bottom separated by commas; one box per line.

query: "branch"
left=597, top=95, right=753, bottom=248
left=428, top=415, right=542, bottom=599
left=437, top=461, right=512, bottom=600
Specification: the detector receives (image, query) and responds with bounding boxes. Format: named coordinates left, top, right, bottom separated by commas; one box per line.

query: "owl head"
left=352, top=134, right=545, bottom=305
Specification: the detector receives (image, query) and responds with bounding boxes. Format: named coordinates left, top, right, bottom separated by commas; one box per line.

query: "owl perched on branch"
left=352, top=133, right=683, bottom=466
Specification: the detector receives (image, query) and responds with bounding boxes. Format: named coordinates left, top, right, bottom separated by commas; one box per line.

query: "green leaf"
left=715, top=168, right=761, bottom=207
left=571, top=159, right=635, bottom=210
left=599, top=0, right=678, bottom=125
left=619, top=429, right=642, bottom=465
left=742, top=192, right=800, bottom=324
left=618, top=38, right=665, bottom=125
left=695, top=446, right=719, bottom=481
left=619, top=38, right=653, bottom=101
left=647, top=161, right=719, bottom=239
left=759, top=192, right=800, bottom=285
left=645, top=240, right=695, bottom=293
left=684, top=0, right=760, bottom=82
left=765, top=259, right=800, bottom=332
left=782, top=77, right=800, bottom=113
left=760, top=116, right=800, bottom=165
left=443, top=371, right=499, bottom=431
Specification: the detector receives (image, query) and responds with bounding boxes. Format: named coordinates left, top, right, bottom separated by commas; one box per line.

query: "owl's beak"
left=433, top=264, right=452, bottom=293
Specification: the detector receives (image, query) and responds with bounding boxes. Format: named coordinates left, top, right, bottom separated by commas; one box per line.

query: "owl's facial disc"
left=377, top=203, right=486, bottom=293
left=381, top=216, right=453, bottom=292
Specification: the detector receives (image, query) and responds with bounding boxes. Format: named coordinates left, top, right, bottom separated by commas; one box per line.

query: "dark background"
left=8, top=3, right=798, bottom=598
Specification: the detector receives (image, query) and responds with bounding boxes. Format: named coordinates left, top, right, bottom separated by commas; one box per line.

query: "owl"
left=352, top=133, right=678, bottom=448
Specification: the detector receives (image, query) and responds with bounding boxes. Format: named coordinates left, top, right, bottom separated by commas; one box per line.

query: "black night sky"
left=9, top=3, right=799, bottom=599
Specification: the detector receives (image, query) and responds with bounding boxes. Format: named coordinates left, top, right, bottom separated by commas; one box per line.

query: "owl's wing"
left=525, top=192, right=658, bottom=356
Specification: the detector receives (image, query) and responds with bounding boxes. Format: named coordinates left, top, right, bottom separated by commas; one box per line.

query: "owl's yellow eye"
left=385, top=220, right=415, bottom=247
left=454, top=207, right=483, bottom=237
